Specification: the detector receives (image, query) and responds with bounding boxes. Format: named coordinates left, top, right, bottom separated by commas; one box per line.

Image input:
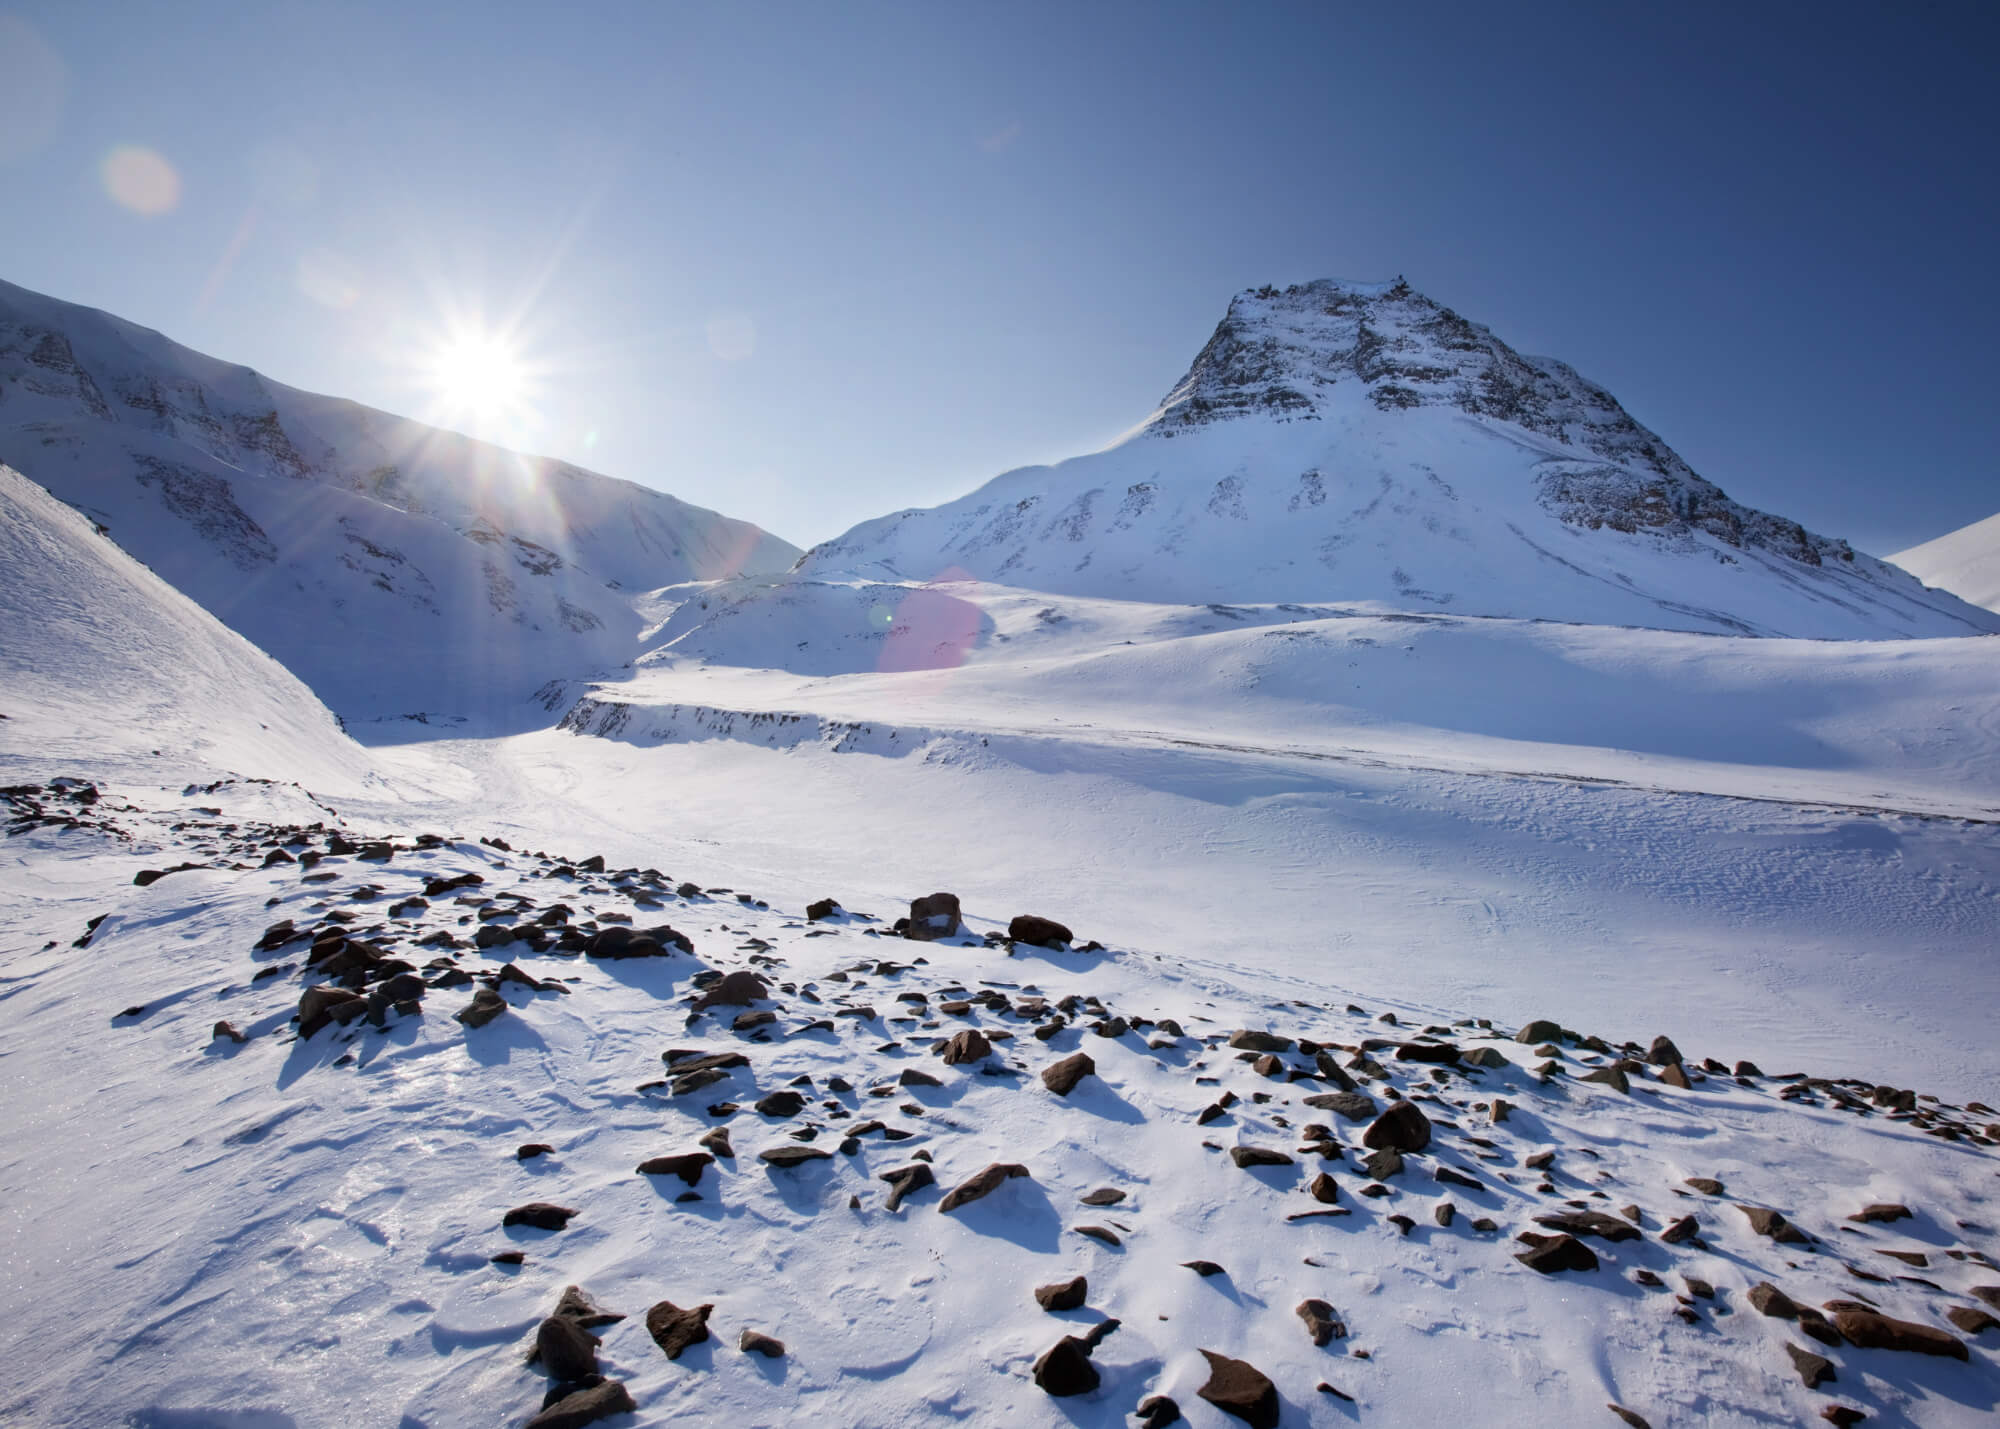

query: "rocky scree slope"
left=795, top=279, right=1996, bottom=639
left=0, top=278, right=799, bottom=720
left=1, top=776, right=1995, bottom=1425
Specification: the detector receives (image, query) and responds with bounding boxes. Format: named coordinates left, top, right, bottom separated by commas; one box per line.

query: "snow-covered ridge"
left=0, top=278, right=800, bottom=718
left=794, top=280, right=1996, bottom=639
left=0, top=463, right=378, bottom=795
left=1893, top=510, right=2000, bottom=613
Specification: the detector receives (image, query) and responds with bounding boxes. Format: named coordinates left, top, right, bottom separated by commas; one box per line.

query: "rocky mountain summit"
left=0, top=279, right=798, bottom=719
left=794, top=280, right=1996, bottom=639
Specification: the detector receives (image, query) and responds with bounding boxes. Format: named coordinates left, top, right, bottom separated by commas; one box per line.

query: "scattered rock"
left=693, top=969, right=769, bottom=1009
left=904, top=892, right=963, bottom=942
left=1075, top=1225, right=1121, bottom=1246
left=1747, top=1282, right=1799, bottom=1319
left=1227, top=1030, right=1294, bottom=1053
left=1607, top=1406, right=1652, bottom=1429
left=739, top=1328, right=785, bottom=1357
left=517, top=1144, right=554, bottom=1160
left=1303, top=1090, right=1377, bottom=1122
left=1533, top=1210, right=1641, bottom=1242
left=759, top=1146, right=833, bottom=1168
left=297, top=985, right=366, bottom=1038
left=1646, top=1035, right=1683, bottom=1066
left=504, top=1203, right=577, bottom=1231
left=456, top=987, right=508, bottom=1028
left=1830, top=1309, right=1968, bottom=1359
left=1683, top=1177, right=1725, bottom=1195
left=636, top=1152, right=713, bottom=1186
left=1137, top=1395, right=1182, bottom=1428
left=1945, top=1305, right=1998, bottom=1335
left=1182, top=1261, right=1227, bottom=1277
left=1036, top=1276, right=1088, bottom=1311
left=1785, top=1342, right=1837, bottom=1388
left=1516, top=1019, right=1564, bottom=1044
left=942, top=1028, right=993, bottom=1065
left=1740, top=1205, right=1812, bottom=1244
left=1579, top=1066, right=1630, bottom=1094
left=1849, top=1203, right=1912, bottom=1224
left=1308, top=1172, right=1341, bottom=1204
left=1033, top=1319, right=1120, bottom=1397
left=1196, top=1349, right=1280, bottom=1428
left=1820, top=1410, right=1866, bottom=1428
left=211, top=1020, right=247, bottom=1044
left=644, top=1299, right=713, bottom=1360
left=940, top=1162, right=1029, bottom=1211
left=1361, top=1100, right=1432, bottom=1153
left=1515, top=1233, right=1599, bottom=1273
left=1080, top=1187, right=1126, bottom=1206
left=1008, top=914, right=1073, bottom=947
left=806, top=898, right=840, bottom=921
left=523, top=1380, right=636, bottom=1429
left=536, top=1314, right=600, bottom=1381
left=1296, top=1298, right=1344, bottom=1346
left=880, top=1163, right=936, bottom=1211
left=1230, top=1145, right=1294, bottom=1170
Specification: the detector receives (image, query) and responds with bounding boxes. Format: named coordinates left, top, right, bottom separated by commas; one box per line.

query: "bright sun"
left=428, top=333, right=527, bottom=418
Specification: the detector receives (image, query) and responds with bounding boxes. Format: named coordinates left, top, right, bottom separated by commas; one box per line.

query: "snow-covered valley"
left=2, top=272, right=1997, bottom=1428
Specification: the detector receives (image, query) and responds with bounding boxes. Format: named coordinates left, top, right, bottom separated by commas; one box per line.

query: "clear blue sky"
left=3, top=1, right=1994, bottom=554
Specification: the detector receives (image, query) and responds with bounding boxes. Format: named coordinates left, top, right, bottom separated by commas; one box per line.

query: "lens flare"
left=102, top=145, right=180, bottom=216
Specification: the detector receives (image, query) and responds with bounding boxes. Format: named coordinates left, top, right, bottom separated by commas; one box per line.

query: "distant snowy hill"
left=798, top=280, right=1997, bottom=639
left=1892, top=510, right=2000, bottom=613
left=0, top=279, right=799, bottom=719
left=0, top=463, right=377, bottom=794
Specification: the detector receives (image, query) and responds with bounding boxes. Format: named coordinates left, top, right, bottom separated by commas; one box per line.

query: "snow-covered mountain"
left=797, top=280, right=1997, bottom=640
left=1893, top=510, right=2000, bottom=613
left=0, top=463, right=377, bottom=794
left=0, top=279, right=800, bottom=720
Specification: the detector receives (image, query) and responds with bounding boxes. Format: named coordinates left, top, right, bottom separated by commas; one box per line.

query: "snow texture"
left=1894, top=510, right=2000, bottom=613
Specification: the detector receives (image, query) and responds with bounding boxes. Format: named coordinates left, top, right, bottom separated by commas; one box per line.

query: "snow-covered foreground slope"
left=0, top=463, right=379, bottom=797
left=798, top=280, right=1997, bottom=640
left=1, top=781, right=1994, bottom=1427
left=0, top=279, right=799, bottom=720
left=1895, top=512, right=2000, bottom=614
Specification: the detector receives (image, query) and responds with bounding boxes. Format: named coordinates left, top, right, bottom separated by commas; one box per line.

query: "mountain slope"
left=0, top=278, right=800, bottom=719
left=1893, top=510, right=2000, bottom=613
left=797, top=280, right=1996, bottom=640
left=0, top=463, right=377, bottom=794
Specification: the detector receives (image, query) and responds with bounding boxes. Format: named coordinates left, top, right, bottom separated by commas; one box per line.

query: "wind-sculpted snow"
left=0, top=779, right=1994, bottom=1426
left=796, top=279, right=1998, bottom=639
left=0, top=279, right=799, bottom=718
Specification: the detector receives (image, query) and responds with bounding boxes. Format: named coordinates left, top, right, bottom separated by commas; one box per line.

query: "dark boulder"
left=1035, top=1276, right=1088, bottom=1311
left=636, top=1152, right=713, bottom=1186
left=1196, top=1349, right=1280, bottom=1428
left=692, top=970, right=769, bottom=1009
left=524, top=1380, right=635, bottom=1429
left=644, top=1299, right=713, bottom=1360
left=1042, top=1051, right=1096, bottom=1097
left=1515, top=1232, right=1599, bottom=1273
left=504, top=1203, right=577, bottom=1231
left=904, top=892, right=963, bottom=942
left=1009, top=914, right=1073, bottom=947
left=1362, top=1100, right=1432, bottom=1153
left=456, top=987, right=508, bottom=1028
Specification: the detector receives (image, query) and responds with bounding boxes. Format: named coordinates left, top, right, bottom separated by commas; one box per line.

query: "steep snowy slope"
left=0, top=279, right=799, bottom=719
left=799, top=280, right=1997, bottom=640
left=0, top=463, right=377, bottom=795
left=1893, top=510, right=2000, bottom=613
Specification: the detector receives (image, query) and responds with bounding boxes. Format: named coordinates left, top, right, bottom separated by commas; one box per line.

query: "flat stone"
left=940, top=1161, right=1029, bottom=1212
left=759, top=1146, right=833, bottom=1168
left=1786, top=1342, right=1836, bottom=1388
left=1229, top=1145, right=1294, bottom=1169
left=1301, top=1090, right=1377, bottom=1122
left=1830, top=1309, right=1967, bottom=1359
left=636, top=1152, right=713, bottom=1186
left=524, top=1380, right=636, bottom=1429
left=1515, top=1232, right=1599, bottom=1273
